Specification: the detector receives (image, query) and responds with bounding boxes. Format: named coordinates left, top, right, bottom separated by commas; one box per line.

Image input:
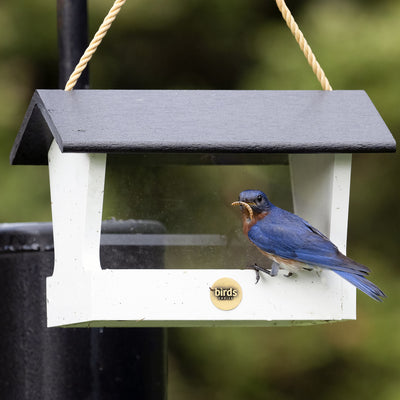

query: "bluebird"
left=232, top=190, right=386, bottom=301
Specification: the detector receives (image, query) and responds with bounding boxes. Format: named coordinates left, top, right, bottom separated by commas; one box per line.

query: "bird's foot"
left=246, top=262, right=279, bottom=284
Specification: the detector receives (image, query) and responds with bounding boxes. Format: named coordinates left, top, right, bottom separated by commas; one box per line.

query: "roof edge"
left=10, top=91, right=61, bottom=165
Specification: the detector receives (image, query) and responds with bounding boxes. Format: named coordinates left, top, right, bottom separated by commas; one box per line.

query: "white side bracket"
left=46, top=144, right=355, bottom=327
left=290, top=153, right=355, bottom=315
left=48, top=140, right=107, bottom=277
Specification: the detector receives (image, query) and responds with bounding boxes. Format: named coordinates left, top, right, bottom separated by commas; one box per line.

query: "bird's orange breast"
left=241, top=210, right=269, bottom=235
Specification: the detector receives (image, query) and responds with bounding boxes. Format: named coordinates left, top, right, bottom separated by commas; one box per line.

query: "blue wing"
left=248, top=206, right=385, bottom=301
left=247, top=206, right=369, bottom=275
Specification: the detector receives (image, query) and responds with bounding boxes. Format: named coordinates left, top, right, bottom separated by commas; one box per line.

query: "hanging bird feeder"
left=9, top=0, right=396, bottom=327
left=10, top=89, right=395, bottom=327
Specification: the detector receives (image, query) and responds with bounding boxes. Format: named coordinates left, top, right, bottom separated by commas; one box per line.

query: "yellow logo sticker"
left=210, top=277, right=242, bottom=311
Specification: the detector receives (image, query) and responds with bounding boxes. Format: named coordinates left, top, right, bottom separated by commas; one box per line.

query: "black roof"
left=10, top=89, right=396, bottom=165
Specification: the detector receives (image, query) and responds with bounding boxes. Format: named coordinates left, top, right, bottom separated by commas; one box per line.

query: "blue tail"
left=334, top=270, right=386, bottom=302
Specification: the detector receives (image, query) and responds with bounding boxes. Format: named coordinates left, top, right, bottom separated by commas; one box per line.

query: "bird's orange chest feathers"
left=241, top=210, right=269, bottom=235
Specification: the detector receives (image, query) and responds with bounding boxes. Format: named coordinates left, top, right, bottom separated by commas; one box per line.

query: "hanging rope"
left=64, top=0, right=330, bottom=91
left=64, top=0, right=126, bottom=91
left=275, top=0, right=332, bottom=91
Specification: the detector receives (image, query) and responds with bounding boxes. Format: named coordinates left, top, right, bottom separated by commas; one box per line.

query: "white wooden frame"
left=46, top=141, right=354, bottom=327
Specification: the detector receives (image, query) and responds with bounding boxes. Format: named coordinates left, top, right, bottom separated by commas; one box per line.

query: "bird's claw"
left=255, top=269, right=260, bottom=284
left=246, top=263, right=276, bottom=284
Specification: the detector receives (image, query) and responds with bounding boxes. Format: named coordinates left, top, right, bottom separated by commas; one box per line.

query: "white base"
left=47, top=268, right=356, bottom=327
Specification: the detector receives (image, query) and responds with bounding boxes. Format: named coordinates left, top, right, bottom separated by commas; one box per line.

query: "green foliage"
left=1, top=0, right=399, bottom=398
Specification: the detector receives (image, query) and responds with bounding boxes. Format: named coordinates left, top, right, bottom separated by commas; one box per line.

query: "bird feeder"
left=11, top=89, right=395, bottom=327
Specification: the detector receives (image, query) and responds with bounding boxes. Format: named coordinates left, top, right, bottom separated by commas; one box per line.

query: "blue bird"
left=232, top=189, right=386, bottom=301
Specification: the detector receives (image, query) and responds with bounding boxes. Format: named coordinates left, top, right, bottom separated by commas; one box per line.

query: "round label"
left=210, top=277, right=242, bottom=311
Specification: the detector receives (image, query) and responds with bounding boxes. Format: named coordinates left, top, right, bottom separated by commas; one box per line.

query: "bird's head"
left=231, top=190, right=271, bottom=220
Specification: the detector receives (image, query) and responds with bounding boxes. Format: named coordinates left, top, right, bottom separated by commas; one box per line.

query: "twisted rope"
left=64, top=0, right=330, bottom=91
left=275, top=0, right=332, bottom=91
left=64, top=0, right=126, bottom=91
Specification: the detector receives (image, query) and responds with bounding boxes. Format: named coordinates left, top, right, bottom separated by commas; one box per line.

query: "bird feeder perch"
left=11, top=89, right=395, bottom=327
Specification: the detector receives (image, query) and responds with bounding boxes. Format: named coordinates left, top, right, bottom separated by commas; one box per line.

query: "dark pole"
left=57, top=0, right=89, bottom=88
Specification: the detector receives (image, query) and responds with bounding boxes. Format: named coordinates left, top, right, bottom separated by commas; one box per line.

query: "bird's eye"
left=256, top=194, right=263, bottom=203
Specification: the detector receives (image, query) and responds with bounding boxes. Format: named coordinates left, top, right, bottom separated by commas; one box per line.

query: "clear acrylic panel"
left=102, top=155, right=292, bottom=271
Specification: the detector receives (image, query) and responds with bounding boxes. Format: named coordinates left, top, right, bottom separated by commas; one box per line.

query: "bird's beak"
left=231, top=201, right=254, bottom=220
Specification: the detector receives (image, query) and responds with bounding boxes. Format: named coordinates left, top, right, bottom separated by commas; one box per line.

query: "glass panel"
left=102, top=155, right=292, bottom=270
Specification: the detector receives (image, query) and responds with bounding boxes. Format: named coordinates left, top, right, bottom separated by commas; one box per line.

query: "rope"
left=64, top=0, right=330, bottom=91
left=64, top=0, right=126, bottom=91
left=275, top=0, right=332, bottom=91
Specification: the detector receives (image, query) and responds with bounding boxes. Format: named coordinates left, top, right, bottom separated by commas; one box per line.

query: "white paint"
left=47, top=142, right=355, bottom=327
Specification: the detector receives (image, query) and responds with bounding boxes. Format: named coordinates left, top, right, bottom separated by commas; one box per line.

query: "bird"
left=232, top=189, right=386, bottom=301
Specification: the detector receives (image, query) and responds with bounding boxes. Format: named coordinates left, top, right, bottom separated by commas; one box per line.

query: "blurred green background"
left=1, top=0, right=399, bottom=399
